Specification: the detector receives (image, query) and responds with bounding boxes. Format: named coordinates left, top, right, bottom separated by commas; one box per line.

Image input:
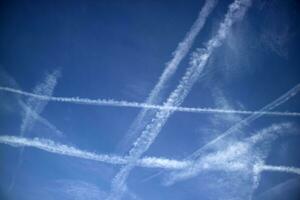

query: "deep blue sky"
left=1, top=0, right=300, bottom=199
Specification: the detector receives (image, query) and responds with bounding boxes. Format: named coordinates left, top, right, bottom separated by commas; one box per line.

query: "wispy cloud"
left=0, top=135, right=190, bottom=170
left=1, top=86, right=299, bottom=118
left=106, top=0, right=252, bottom=199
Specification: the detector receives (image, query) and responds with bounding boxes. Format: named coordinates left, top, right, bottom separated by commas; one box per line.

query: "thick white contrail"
left=9, top=70, right=60, bottom=192
left=1, top=86, right=299, bottom=118
left=1, top=135, right=299, bottom=187
left=164, top=123, right=294, bottom=184
left=256, top=164, right=300, bottom=176
left=0, top=135, right=190, bottom=170
left=106, top=1, right=253, bottom=199
left=119, top=0, right=218, bottom=153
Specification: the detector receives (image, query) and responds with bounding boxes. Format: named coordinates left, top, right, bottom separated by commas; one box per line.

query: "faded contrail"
left=107, top=1, right=253, bottom=199
left=20, top=70, right=60, bottom=137
left=0, top=135, right=190, bottom=170
left=1, top=86, right=299, bottom=118
left=119, top=0, right=218, bottom=153
left=9, top=70, right=60, bottom=192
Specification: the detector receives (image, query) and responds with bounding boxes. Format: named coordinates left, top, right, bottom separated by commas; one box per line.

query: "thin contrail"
left=107, top=1, right=252, bottom=199
left=20, top=70, right=60, bottom=136
left=1, top=86, right=299, bottom=118
left=118, top=0, right=218, bottom=153
left=187, top=83, right=300, bottom=161
left=0, top=135, right=190, bottom=170
left=0, top=70, right=63, bottom=137
left=9, top=70, right=60, bottom=192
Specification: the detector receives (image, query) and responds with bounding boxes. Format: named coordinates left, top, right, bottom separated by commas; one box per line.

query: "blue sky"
left=1, top=0, right=300, bottom=199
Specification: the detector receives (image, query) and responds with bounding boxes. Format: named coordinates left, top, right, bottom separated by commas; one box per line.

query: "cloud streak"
left=106, top=0, right=253, bottom=199
left=1, top=86, right=299, bottom=118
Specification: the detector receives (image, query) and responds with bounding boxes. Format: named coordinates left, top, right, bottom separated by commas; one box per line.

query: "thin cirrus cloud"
left=106, top=0, right=253, bottom=199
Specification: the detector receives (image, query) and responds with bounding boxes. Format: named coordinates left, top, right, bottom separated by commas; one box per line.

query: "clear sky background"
left=0, top=0, right=300, bottom=199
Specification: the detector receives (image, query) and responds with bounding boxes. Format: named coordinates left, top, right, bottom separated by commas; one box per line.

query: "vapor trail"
left=164, top=123, right=294, bottom=184
left=256, top=164, right=300, bottom=176
left=119, top=0, right=218, bottom=153
left=1, top=86, right=299, bottom=117
left=107, top=1, right=252, bottom=199
left=188, top=83, right=300, bottom=161
left=0, top=135, right=190, bottom=170
left=9, top=70, right=60, bottom=192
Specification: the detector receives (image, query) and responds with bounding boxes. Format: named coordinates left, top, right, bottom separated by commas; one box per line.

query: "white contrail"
left=20, top=70, right=60, bottom=136
left=9, top=70, right=60, bottom=192
left=0, top=70, right=63, bottom=137
left=164, top=123, right=294, bottom=184
left=0, top=135, right=190, bottom=170
left=1, top=86, right=299, bottom=118
left=255, top=164, right=300, bottom=176
left=119, top=0, right=218, bottom=153
left=107, top=1, right=252, bottom=199
left=187, top=83, right=300, bottom=162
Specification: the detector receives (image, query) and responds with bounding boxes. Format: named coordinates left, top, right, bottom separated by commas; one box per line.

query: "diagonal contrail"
left=8, top=70, right=60, bottom=192
left=118, top=0, right=218, bottom=153
left=187, top=83, right=300, bottom=162
left=0, top=135, right=191, bottom=170
left=1, top=133, right=299, bottom=180
left=106, top=1, right=253, bottom=199
left=0, top=70, right=63, bottom=137
left=165, top=84, right=300, bottom=184
left=1, top=86, right=300, bottom=117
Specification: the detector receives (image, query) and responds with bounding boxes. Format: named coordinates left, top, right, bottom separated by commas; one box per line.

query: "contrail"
left=19, top=70, right=60, bottom=137
left=118, top=0, right=218, bottom=153
left=9, top=70, right=60, bottom=192
left=164, top=123, right=294, bottom=185
left=0, top=135, right=191, bottom=170
left=1, top=86, right=299, bottom=118
left=187, top=83, right=300, bottom=162
left=107, top=1, right=252, bottom=199
left=0, top=70, right=63, bottom=137
left=256, top=164, right=300, bottom=176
